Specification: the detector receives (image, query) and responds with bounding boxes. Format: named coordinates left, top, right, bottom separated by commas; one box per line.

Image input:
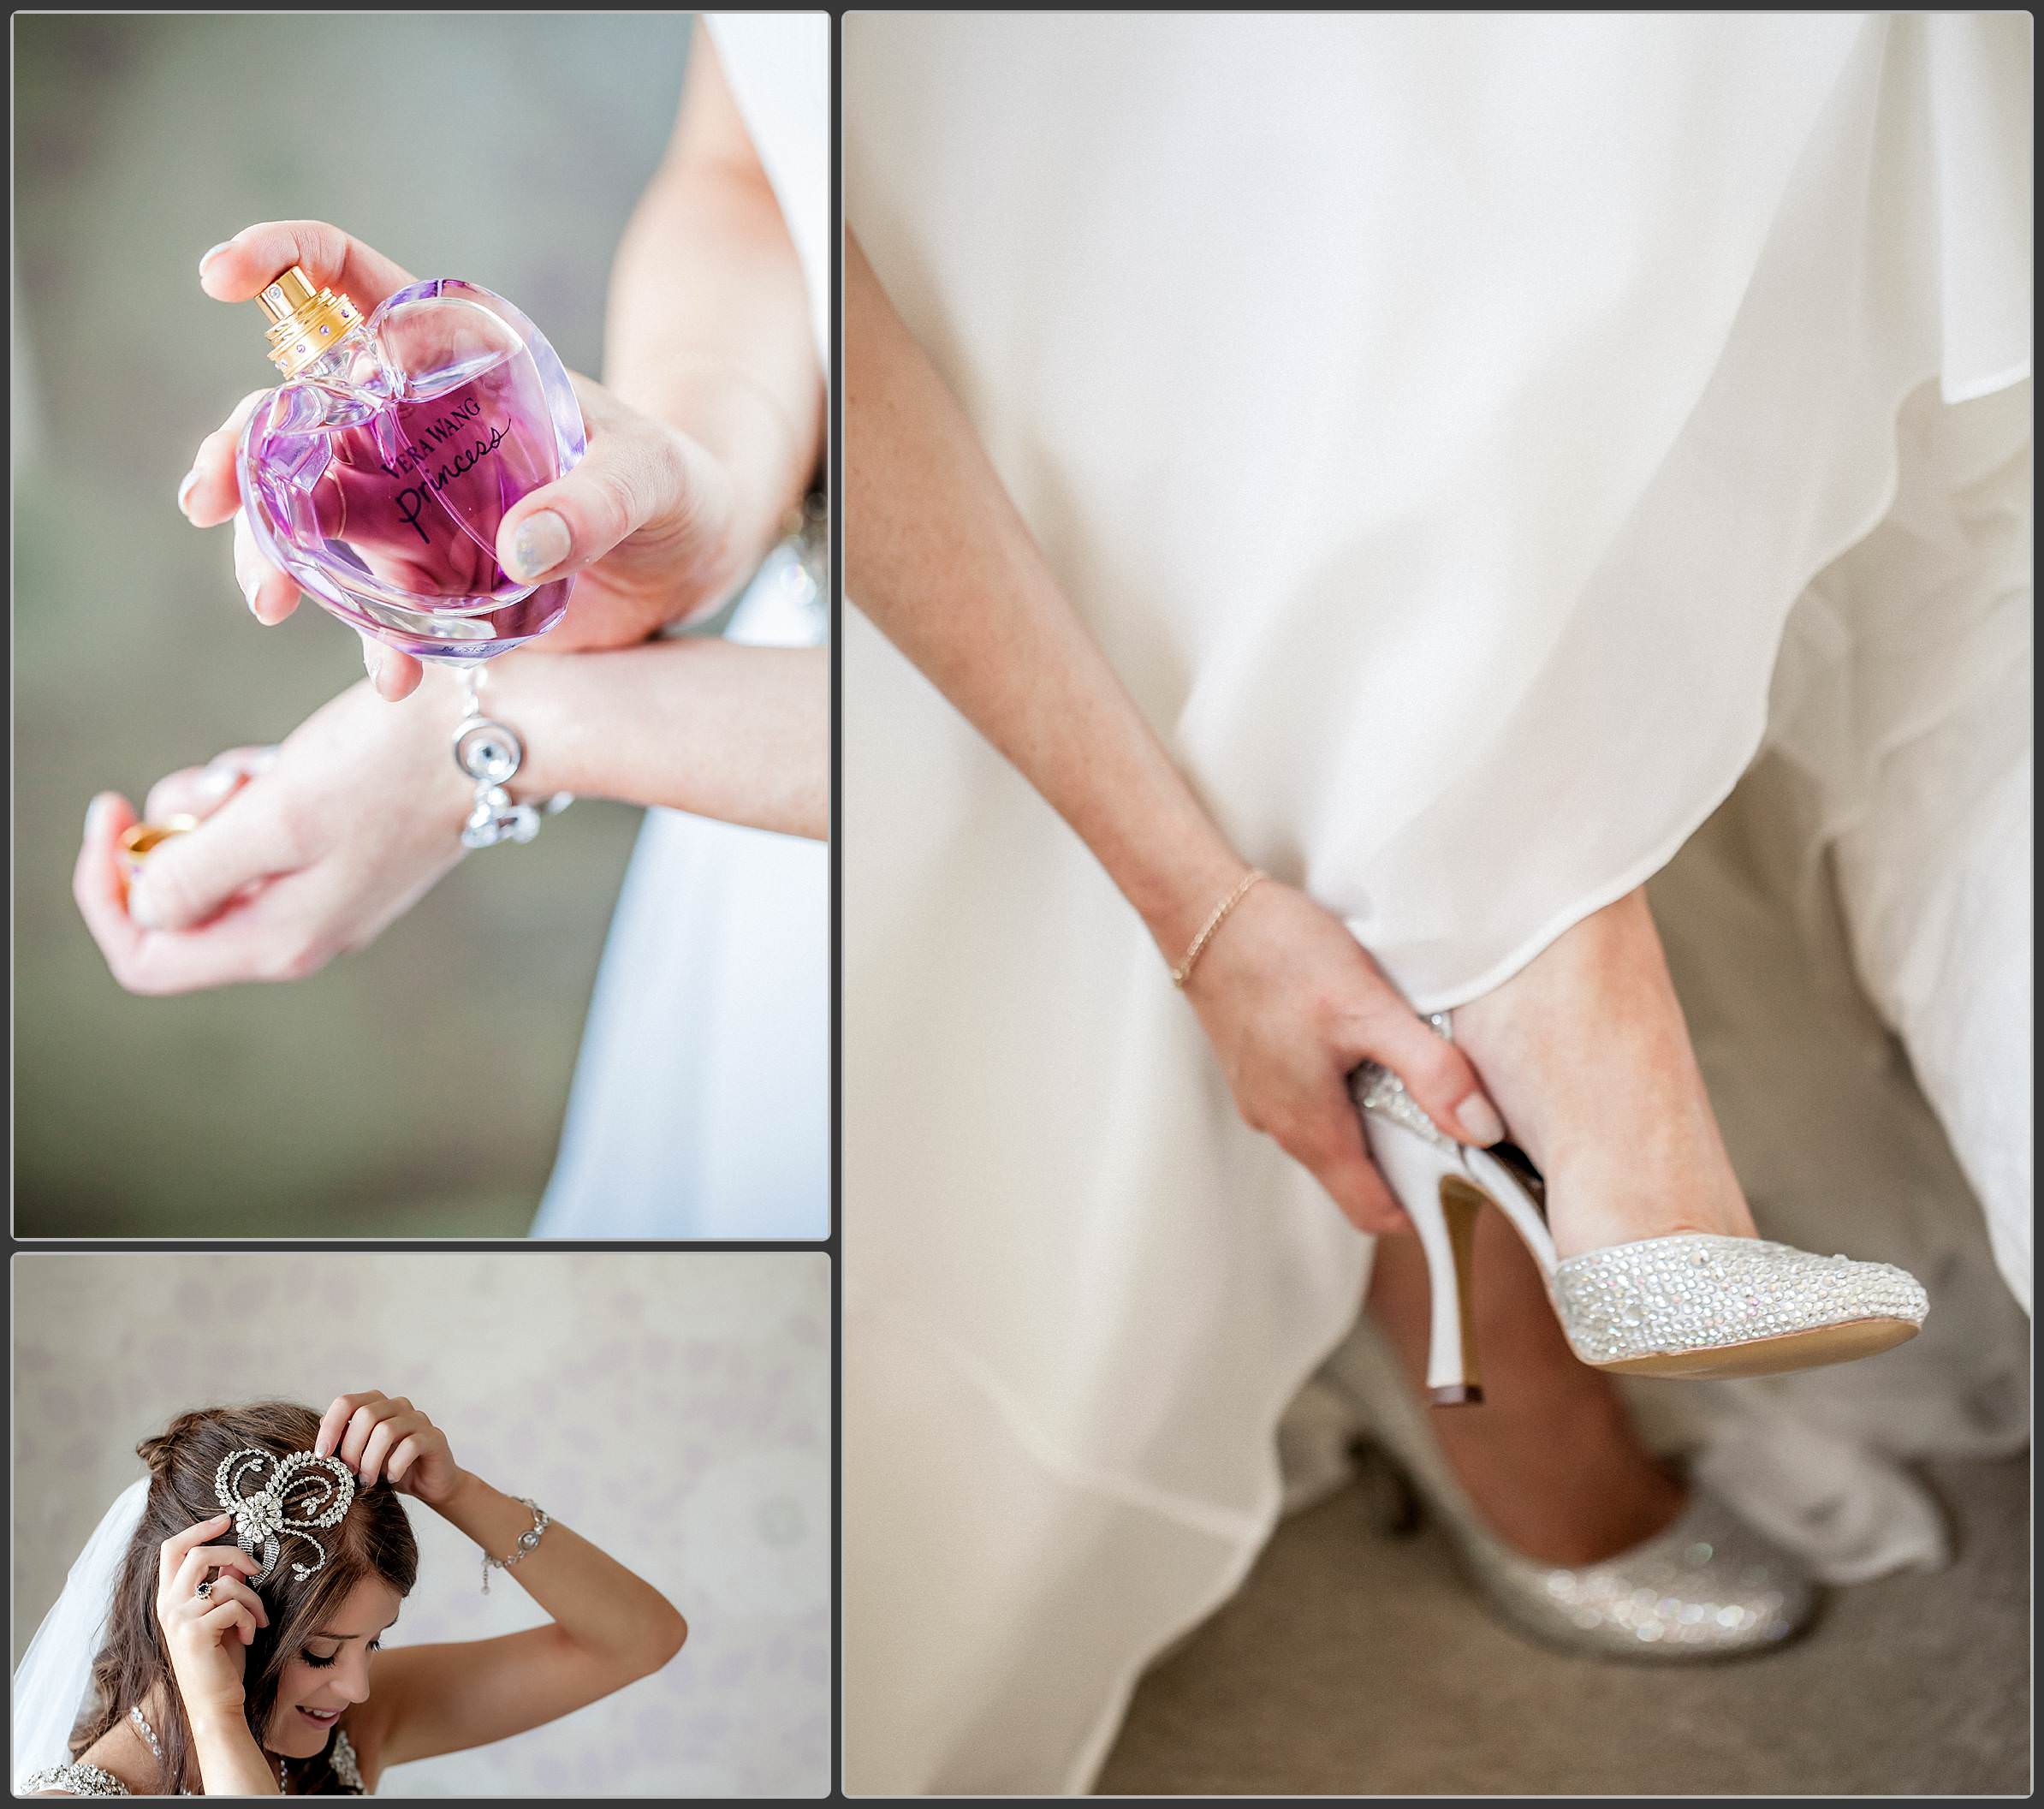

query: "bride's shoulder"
left=24, top=1723, right=153, bottom=1798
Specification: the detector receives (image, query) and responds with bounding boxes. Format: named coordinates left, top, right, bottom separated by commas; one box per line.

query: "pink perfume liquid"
left=239, top=278, right=585, bottom=663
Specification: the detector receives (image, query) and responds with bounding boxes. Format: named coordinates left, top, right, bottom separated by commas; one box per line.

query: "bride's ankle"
left=1430, top=1395, right=1689, bottom=1564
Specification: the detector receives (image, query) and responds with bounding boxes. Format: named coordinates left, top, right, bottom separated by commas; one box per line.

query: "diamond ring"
left=195, top=1580, right=213, bottom=1600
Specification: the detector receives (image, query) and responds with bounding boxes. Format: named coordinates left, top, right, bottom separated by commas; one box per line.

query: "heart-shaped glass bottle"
left=237, top=271, right=586, bottom=663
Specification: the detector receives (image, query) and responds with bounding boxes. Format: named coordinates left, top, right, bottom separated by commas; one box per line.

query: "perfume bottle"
left=235, top=266, right=586, bottom=663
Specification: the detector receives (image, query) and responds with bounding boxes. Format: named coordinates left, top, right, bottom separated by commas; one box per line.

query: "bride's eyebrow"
left=311, top=1614, right=401, bottom=1642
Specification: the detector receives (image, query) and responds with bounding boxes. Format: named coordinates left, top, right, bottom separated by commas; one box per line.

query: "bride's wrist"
left=437, top=1470, right=544, bottom=1556
left=185, top=1700, right=260, bottom=1761
left=409, top=657, right=583, bottom=847
left=645, top=360, right=812, bottom=570
left=186, top=1701, right=249, bottom=1738
left=461, top=653, right=578, bottom=804
left=1130, top=843, right=1257, bottom=972
left=187, top=1708, right=281, bottom=1798
left=431, top=1465, right=487, bottom=1518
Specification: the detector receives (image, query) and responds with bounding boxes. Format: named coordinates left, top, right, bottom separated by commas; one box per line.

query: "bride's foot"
left=1366, top=1201, right=1685, bottom=1565
left=1373, top=883, right=1925, bottom=1380
left=1349, top=1208, right=1818, bottom=1661
left=1450, top=886, right=1757, bottom=1260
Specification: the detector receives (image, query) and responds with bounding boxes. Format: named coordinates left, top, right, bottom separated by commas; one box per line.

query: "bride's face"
left=263, top=1576, right=403, bottom=1758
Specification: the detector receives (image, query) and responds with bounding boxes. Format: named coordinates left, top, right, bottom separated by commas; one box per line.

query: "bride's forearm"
left=463, top=640, right=828, bottom=840
left=846, top=232, right=1246, bottom=960
left=433, top=1470, right=686, bottom=1678
left=606, top=37, right=823, bottom=582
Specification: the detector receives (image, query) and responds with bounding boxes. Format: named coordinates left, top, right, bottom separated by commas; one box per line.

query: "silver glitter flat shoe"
left=1323, top=1319, right=1815, bottom=1662
left=1349, top=1014, right=1928, bottom=1400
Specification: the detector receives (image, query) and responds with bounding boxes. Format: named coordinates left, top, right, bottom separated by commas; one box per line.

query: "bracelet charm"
left=452, top=675, right=573, bottom=849
left=481, top=1497, right=552, bottom=1594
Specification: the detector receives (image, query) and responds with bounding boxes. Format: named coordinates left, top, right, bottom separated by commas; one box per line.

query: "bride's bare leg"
left=1358, top=884, right=1753, bottom=1563
left=1451, top=884, right=1757, bottom=1259
left=1367, top=1207, right=1685, bottom=1565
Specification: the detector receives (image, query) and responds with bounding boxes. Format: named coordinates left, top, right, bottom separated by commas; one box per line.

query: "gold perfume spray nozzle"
left=255, top=265, right=362, bottom=378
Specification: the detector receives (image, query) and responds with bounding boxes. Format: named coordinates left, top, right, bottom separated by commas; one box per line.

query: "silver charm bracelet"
left=452, top=671, right=573, bottom=850
left=481, top=1497, right=551, bottom=1593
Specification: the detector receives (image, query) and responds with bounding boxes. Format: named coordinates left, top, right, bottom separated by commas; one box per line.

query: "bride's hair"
left=76, top=1401, right=419, bottom=1795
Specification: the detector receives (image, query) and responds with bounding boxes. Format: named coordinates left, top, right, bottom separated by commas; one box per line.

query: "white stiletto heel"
left=1364, top=1112, right=1493, bottom=1404
left=1351, top=1015, right=1928, bottom=1394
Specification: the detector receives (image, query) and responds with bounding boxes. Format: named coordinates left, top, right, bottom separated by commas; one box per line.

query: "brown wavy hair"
left=74, top=1401, right=419, bottom=1794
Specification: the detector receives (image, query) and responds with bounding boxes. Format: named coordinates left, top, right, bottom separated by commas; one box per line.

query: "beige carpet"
left=1098, top=1457, right=2028, bottom=1796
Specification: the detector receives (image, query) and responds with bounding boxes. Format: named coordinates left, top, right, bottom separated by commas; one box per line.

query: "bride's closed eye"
left=300, top=1638, right=382, bottom=1669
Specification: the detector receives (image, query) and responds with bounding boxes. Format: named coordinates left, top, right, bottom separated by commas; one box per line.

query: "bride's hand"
left=74, top=670, right=474, bottom=995
left=180, top=220, right=768, bottom=701
left=1179, top=877, right=1505, bottom=1235
left=316, top=1390, right=465, bottom=1508
left=155, top=1514, right=270, bottom=1722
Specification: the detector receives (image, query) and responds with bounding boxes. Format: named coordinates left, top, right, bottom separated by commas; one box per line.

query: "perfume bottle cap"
left=255, top=265, right=362, bottom=378
left=253, top=266, right=318, bottom=324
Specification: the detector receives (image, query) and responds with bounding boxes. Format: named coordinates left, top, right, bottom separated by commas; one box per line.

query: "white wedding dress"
left=532, top=12, right=830, bottom=1240
left=842, top=14, right=2030, bottom=1794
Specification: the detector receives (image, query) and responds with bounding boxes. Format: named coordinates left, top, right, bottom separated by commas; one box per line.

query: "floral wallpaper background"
left=12, top=1252, right=830, bottom=1798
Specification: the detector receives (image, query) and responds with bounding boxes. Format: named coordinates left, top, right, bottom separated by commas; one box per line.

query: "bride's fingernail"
left=505, top=509, right=570, bottom=581
left=199, top=765, right=238, bottom=800
left=1456, top=1092, right=1506, bottom=1146
left=128, top=882, right=163, bottom=930
left=241, top=572, right=263, bottom=616
left=362, top=641, right=383, bottom=685
left=176, top=469, right=200, bottom=516
left=199, top=240, right=235, bottom=274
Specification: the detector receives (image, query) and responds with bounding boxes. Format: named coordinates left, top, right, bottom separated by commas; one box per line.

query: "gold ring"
left=118, top=816, right=200, bottom=878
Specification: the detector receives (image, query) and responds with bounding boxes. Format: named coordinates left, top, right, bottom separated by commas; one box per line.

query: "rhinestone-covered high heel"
left=1322, top=1318, right=1816, bottom=1661
left=1350, top=1015, right=1928, bottom=1402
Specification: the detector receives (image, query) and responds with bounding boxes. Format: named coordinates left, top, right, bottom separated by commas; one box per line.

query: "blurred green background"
left=14, top=13, right=696, bottom=1235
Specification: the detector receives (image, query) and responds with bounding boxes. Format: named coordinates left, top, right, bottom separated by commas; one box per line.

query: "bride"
left=15, top=1392, right=685, bottom=1795
left=71, top=16, right=829, bottom=1238
left=841, top=11, right=2029, bottom=1792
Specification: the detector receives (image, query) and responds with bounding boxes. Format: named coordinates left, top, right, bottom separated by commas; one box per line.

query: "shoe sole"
left=1592, top=1315, right=1921, bottom=1379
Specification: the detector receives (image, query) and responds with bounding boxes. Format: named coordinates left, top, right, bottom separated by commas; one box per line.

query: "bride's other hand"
left=316, top=1391, right=464, bottom=1507
left=74, top=636, right=826, bottom=995
left=1179, top=876, right=1505, bottom=1236
left=74, top=674, right=470, bottom=996
left=154, top=1515, right=268, bottom=1721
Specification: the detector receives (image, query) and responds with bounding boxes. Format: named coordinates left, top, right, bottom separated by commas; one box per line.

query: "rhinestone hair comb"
left=214, top=1449, right=355, bottom=1586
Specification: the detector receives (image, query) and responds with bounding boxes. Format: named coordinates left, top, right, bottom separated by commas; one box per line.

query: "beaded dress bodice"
left=21, top=1705, right=367, bottom=1796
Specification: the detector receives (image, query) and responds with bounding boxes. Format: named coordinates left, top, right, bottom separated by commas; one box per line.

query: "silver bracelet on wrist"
left=481, top=1497, right=551, bottom=1594
left=452, top=669, right=573, bottom=849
